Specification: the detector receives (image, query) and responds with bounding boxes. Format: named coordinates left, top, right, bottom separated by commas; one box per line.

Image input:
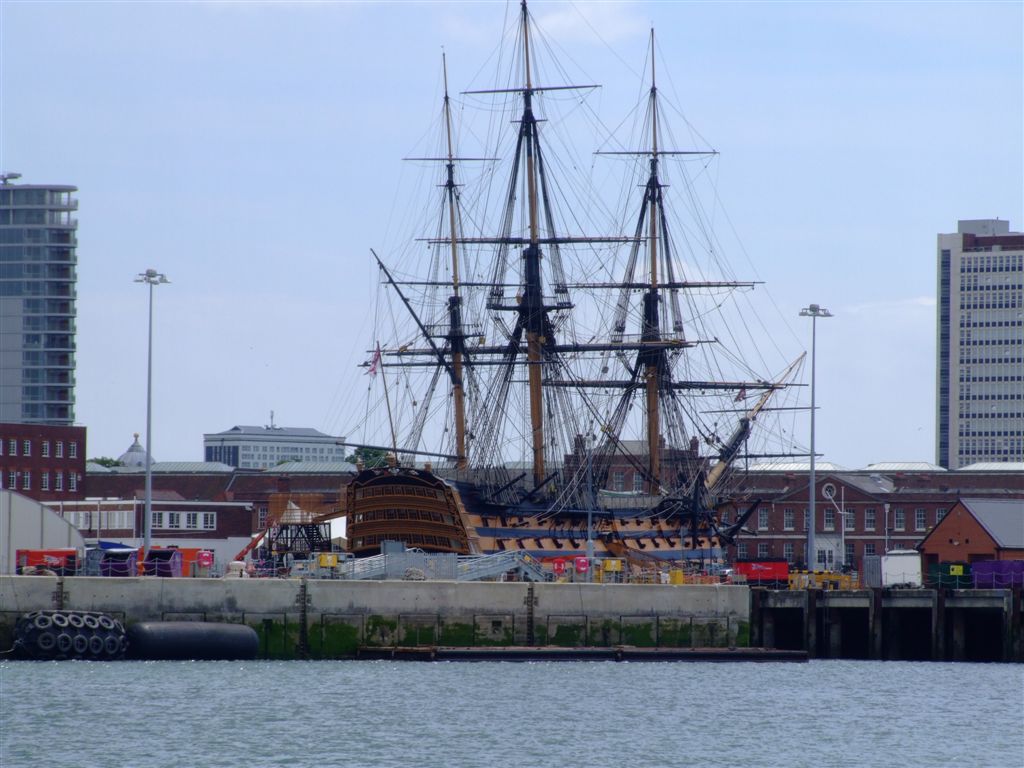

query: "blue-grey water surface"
left=1, top=660, right=1021, bottom=768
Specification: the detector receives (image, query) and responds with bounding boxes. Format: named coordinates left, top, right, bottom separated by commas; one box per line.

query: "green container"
left=928, top=561, right=973, bottom=588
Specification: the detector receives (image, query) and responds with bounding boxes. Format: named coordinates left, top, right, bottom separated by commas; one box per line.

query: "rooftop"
left=204, top=425, right=340, bottom=440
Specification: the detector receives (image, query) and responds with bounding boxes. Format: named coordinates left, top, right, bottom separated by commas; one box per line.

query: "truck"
left=863, top=549, right=922, bottom=588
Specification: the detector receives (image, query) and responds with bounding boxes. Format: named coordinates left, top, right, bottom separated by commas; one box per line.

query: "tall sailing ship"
left=345, top=2, right=805, bottom=569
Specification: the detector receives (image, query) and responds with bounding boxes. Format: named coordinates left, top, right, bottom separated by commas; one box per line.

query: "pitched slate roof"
left=961, top=498, right=1024, bottom=549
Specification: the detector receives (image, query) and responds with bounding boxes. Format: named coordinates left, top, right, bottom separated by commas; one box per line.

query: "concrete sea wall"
left=0, top=576, right=750, bottom=659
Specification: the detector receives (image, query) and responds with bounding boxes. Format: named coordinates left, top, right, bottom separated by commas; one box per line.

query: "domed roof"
left=118, top=433, right=153, bottom=467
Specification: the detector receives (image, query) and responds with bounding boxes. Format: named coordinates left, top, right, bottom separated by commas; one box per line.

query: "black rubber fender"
left=98, top=615, right=116, bottom=631
left=52, top=613, right=69, bottom=628
left=83, top=614, right=100, bottom=630
left=37, top=631, right=57, bottom=652
left=68, top=613, right=85, bottom=629
left=56, top=632, right=73, bottom=654
left=72, top=633, right=89, bottom=655
left=88, top=634, right=105, bottom=656
left=33, top=614, right=53, bottom=631
left=104, top=634, right=122, bottom=658
left=126, top=622, right=259, bottom=661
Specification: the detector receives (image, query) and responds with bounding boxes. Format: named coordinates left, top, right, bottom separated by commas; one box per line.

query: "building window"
left=845, top=541, right=855, bottom=564
left=22, top=440, right=31, bottom=456
left=257, top=506, right=268, bottom=528
left=8, top=439, right=16, bottom=456
left=168, top=512, right=180, bottom=529
left=55, top=472, right=63, bottom=491
left=824, top=508, right=835, bottom=531
left=783, top=542, right=795, bottom=563
left=69, top=442, right=77, bottom=459
left=42, top=441, right=50, bottom=458
left=758, top=508, right=769, bottom=530
left=202, top=513, right=216, bottom=530
left=41, top=472, right=50, bottom=491
left=865, top=508, right=876, bottom=531
left=612, top=471, right=625, bottom=491
left=22, top=472, right=31, bottom=490
left=894, top=508, right=905, bottom=531
left=844, top=508, right=856, bottom=531
left=632, top=473, right=643, bottom=492
left=737, top=543, right=748, bottom=560
left=152, top=512, right=164, bottom=529
left=56, top=441, right=64, bottom=458
left=783, top=508, right=795, bottom=531
left=915, top=508, right=928, bottom=531
left=864, top=542, right=876, bottom=556
left=803, top=508, right=809, bottom=532
left=186, top=512, right=199, bottom=530
left=936, top=507, right=947, bottom=525
left=757, top=542, right=769, bottom=558
left=69, top=473, right=77, bottom=492
left=7, top=471, right=15, bottom=488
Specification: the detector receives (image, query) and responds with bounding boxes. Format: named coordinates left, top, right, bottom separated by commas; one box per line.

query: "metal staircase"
left=456, top=551, right=547, bottom=582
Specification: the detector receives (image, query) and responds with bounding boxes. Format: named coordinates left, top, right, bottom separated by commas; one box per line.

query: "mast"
left=442, top=53, right=469, bottom=470
left=520, top=0, right=547, bottom=488
left=643, top=28, right=662, bottom=492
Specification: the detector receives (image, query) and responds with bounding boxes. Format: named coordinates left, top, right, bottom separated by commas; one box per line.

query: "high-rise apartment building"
left=0, top=177, right=78, bottom=425
left=936, top=219, right=1024, bottom=469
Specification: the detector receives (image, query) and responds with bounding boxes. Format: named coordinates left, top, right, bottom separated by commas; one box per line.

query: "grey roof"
left=832, top=472, right=894, bottom=495
left=268, top=461, right=358, bottom=474
left=204, top=425, right=338, bottom=439
left=959, top=462, right=1024, bottom=472
left=105, top=461, right=235, bottom=474
left=961, top=498, right=1024, bottom=549
left=86, top=462, right=114, bottom=473
left=865, top=462, right=947, bottom=472
left=748, top=461, right=849, bottom=472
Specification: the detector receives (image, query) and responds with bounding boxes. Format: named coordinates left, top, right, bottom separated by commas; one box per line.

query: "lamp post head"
left=800, top=304, right=833, bottom=319
left=135, top=269, right=170, bottom=285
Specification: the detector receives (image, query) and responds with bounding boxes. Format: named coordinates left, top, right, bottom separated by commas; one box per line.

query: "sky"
left=2, top=0, right=1021, bottom=470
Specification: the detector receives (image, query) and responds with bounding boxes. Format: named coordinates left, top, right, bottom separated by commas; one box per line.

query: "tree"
left=88, top=456, right=124, bottom=468
left=345, top=447, right=389, bottom=468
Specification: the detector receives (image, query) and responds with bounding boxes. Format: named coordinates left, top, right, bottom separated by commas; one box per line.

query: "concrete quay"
left=0, top=576, right=750, bottom=660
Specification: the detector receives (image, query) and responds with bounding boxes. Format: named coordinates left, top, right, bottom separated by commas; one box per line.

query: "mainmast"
left=519, top=0, right=547, bottom=488
left=643, top=29, right=663, bottom=491
left=442, top=53, right=469, bottom=470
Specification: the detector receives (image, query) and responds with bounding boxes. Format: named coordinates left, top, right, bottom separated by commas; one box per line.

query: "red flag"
left=366, top=344, right=382, bottom=376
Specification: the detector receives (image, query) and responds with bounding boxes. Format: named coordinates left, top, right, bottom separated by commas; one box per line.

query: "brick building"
left=718, top=462, right=1024, bottom=571
left=918, top=498, right=1024, bottom=567
left=0, top=422, right=86, bottom=502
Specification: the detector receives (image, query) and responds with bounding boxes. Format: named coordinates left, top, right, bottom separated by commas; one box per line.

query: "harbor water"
left=2, top=659, right=1021, bottom=767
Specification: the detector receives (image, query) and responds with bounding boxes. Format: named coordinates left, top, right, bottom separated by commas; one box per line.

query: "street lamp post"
left=135, top=268, right=169, bottom=564
left=800, top=303, right=832, bottom=572
left=586, top=432, right=595, bottom=583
